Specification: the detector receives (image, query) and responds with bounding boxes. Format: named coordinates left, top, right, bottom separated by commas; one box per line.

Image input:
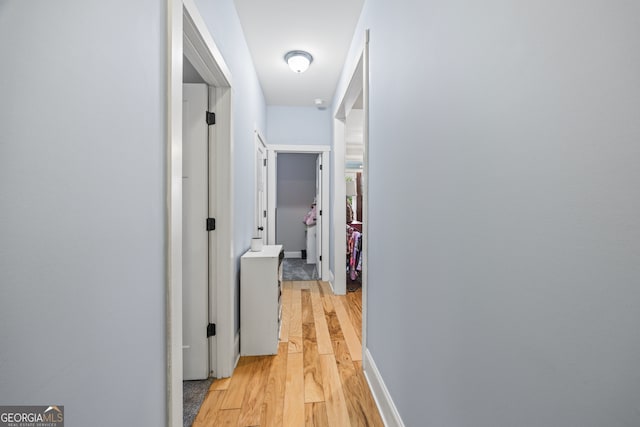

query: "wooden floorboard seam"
left=194, top=281, right=382, bottom=427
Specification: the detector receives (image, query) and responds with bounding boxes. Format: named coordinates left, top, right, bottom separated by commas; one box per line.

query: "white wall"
left=336, top=1, right=640, bottom=426
left=276, top=154, right=317, bottom=254
left=0, top=1, right=166, bottom=425
left=194, top=0, right=267, bottom=332
left=0, top=0, right=268, bottom=423
left=267, top=105, right=331, bottom=146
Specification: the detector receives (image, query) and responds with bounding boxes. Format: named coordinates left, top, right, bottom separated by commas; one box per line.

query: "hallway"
left=192, top=281, right=382, bottom=426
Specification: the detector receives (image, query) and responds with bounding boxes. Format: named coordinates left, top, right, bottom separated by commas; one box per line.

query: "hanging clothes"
left=347, top=228, right=362, bottom=282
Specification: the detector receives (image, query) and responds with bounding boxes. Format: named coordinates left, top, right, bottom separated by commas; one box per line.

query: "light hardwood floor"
left=192, top=281, right=383, bottom=427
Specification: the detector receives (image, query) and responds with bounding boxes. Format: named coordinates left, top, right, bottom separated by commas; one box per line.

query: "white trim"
left=266, top=145, right=331, bottom=282
left=182, top=0, right=232, bottom=85
left=361, top=28, right=371, bottom=360
left=332, top=119, right=347, bottom=295
left=206, top=86, right=219, bottom=379
left=212, top=85, right=234, bottom=379
left=234, top=331, right=240, bottom=367
left=284, top=251, right=303, bottom=259
left=335, top=54, right=364, bottom=120
left=254, top=131, right=268, bottom=244
left=326, top=280, right=336, bottom=294
left=266, top=149, right=277, bottom=246
left=320, top=150, right=330, bottom=282
left=269, top=144, right=330, bottom=153
left=167, top=1, right=183, bottom=425
left=333, top=44, right=365, bottom=297
left=363, top=349, right=405, bottom=427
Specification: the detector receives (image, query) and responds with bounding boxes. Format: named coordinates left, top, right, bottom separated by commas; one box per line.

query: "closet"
left=276, top=153, right=318, bottom=259
left=344, top=96, right=364, bottom=291
left=346, top=171, right=363, bottom=291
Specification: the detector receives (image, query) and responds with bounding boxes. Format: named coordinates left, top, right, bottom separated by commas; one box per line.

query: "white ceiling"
left=233, top=0, right=365, bottom=107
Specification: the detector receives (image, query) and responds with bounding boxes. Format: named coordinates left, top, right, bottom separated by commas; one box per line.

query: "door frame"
left=333, top=31, right=369, bottom=347
left=254, top=130, right=269, bottom=244
left=267, top=145, right=331, bottom=281
left=315, top=154, right=323, bottom=269
left=333, top=54, right=363, bottom=296
left=168, top=0, right=235, bottom=425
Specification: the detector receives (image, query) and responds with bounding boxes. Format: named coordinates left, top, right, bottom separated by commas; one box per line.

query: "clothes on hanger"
left=346, top=225, right=362, bottom=285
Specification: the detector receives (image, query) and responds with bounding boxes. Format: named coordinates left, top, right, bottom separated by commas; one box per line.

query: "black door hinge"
left=319, top=255, right=322, bottom=261
left=206, top=111, right=216, bottom=125
left=263, top=159, right=267, bottom=166
left=207, top=323, right=216, bottom=337
left=263, top=210, right=267, bottom=218
left=319, top=164, right=322, bottom=170
left=319, top=210, right=322, bottom=216
left=206, top=218, right=216, bottom=231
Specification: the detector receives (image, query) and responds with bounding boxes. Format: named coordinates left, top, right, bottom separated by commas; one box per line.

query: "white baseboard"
left=233, top=331, right=240, bottom=368
left=327, top=279, right=336, bottom=294
left=284, top=251, right=302, bottom=258
left=326, top=269, right=334, bottom=284
left=363, top=348, right=405, bottom=427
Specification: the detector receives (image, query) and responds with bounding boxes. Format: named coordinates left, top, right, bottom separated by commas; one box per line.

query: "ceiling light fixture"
left=284, top=50, right=313, bottom=73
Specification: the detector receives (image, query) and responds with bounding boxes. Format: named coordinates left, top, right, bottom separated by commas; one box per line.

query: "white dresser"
left=240, top=244, right=284, bottom=356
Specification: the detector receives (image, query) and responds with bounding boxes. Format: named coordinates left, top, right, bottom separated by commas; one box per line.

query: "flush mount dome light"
left=284, top=50, right=313, bottom=73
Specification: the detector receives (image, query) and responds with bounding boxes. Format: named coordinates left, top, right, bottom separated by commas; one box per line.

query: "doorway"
left=333, top=31, right=369, bottom=355
left=168, top=1, right=235, bottom=425
left=274, top=152, right=321, bottom=280
left=345, top=106, right=364, bottom=292
left=267, top=145, right=330, bottom=281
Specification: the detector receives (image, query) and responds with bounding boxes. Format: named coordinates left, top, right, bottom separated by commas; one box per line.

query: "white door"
left=315, top=154, right=322, bottom=273
left=255, top=134, right=268, bottom=244
left=183, top=83, right=211, bottom=380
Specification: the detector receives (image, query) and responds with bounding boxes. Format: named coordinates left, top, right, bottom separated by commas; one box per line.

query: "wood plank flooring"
left=192, top=281, right=383, bottom=427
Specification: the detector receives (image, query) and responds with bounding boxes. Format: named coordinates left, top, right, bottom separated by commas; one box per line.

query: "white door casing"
left=255, top=132, right=268, bottom=244
left=334, top=52, right=365, bottom=296
left=266, top=145, right=330, bottom=280
left=334, top=30, right=370, bottom=361
left=206, top=85, right=218, bottom=378
left=267, top=150, right=277, bottom=245
left=315, top=154, right=323, bottom=272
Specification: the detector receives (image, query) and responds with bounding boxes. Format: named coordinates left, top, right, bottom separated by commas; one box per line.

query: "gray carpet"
left=283, top=258, right=318, bottom=281
left=183, top=378, right=213, bottom=427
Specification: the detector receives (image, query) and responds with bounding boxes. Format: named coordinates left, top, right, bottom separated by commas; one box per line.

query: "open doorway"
left=345, top=104, right=364, bottom=292
left=181, top=63, right=217, bottom=426
left=333, top=30, right=369, bottom=357
left=267, top=145, right=330, bottom=282
left=168, top=1, right=236, bottom=425
left=333, top=53, right=365, bottom=296
left=276, top=152, right=321, bottom=280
